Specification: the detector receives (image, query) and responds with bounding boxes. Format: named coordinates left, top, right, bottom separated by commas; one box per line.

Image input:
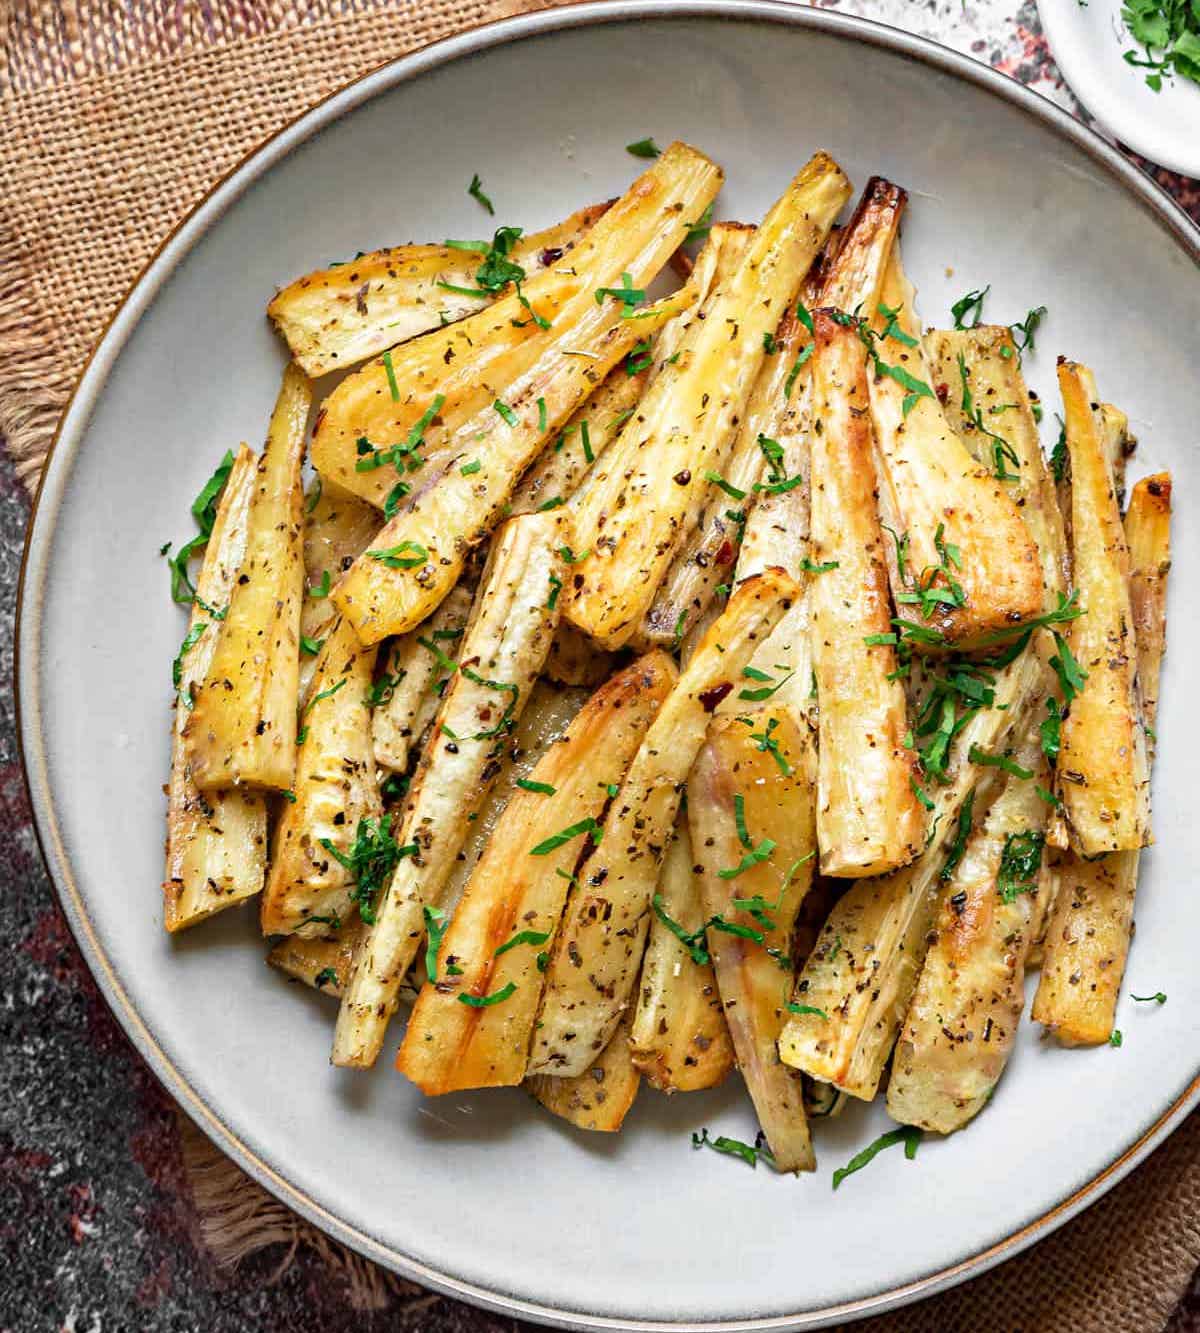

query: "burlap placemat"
left=5, top=0, right=1198, bottom=1327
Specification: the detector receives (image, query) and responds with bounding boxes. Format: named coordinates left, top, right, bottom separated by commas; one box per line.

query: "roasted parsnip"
left=1126, top=473, right=1171, bottom=743
left=268, top=917, right=368, bottom=997
left=866, top=252, right=1043, bottom=648
left=779, top=645, right=1045, bottom=1099
left=530, top=570, right=798, bottom=1077
left=330, top=280, right=699, bottom=647
left=651, top=176, right=906, bottom=640
left=564, top=153, right=851, bottom=649
left=887, top=725, right=1051, bottom=1133
left=164, top=446, right=268, bottom=931
left=259, top=616, right=380, bottom=937
left=269, top=203, right=609, bottom=377
left=333, top=511, right=567, bottom=1067
left=509, top=362, right=649, bottom=517
left=184, top=365, right=310, bottom=791
left=924, top=325, right=1068, bottom=608
left=808, top=310, right=925, bottom=876
left=1032, top=466, right=1171, bottom=1045
left=397, top=654, right=675, bottom=1094
left=371, top=584, right=474, bottom=773
left=1056, top=362, right=1150, bottom=854
left=629, top=817, right=736, bottom=1093
left=526, top=1011, right=641, bottom=1133
left=689, top=708, right=819, bottom=1170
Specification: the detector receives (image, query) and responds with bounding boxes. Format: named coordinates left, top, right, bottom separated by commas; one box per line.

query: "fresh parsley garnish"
left=530, top=817, right=602, bottom=856
left=467, top=172, right=494, bottom=214
left=950, top=286, right=989, bottom=329
left=458, top=981, right=518, bottom=1008
left=319, top=814, right=412, bottom=924
left=997, top=829, right=1045, bottom=903
left=625, top=137, right=661, bottom=158
left=164, top=450, right=234, bottom=603
left=369, top=541, right=429, bottom=570
left=832, top=1126, right=921, bottom=1189
left=691, top=1128, right=776, bottom=1169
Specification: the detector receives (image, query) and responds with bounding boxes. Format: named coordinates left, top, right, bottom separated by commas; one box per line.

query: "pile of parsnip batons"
left=166, top=142, right=1172, bottom=1173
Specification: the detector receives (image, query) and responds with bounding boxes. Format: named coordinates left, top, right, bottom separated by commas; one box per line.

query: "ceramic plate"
left=1039, top=0, right=1200, bottom=177
left=17, top=3, right=1200, bottom=1328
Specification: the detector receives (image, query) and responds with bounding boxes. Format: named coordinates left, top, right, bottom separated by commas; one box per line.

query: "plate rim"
left=1036, top=0, right=1200, bottom=180
left=14, top=2, right=1200, bottom=1328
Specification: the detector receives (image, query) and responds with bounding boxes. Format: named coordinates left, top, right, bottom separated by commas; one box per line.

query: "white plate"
left=17, top=3, right=1200, bottom=1328
left=1039, top=0, right=1200, bottom=176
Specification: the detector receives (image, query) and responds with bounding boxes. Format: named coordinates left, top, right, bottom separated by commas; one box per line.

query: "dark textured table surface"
left=3, top=6, right=1200, bottom=1328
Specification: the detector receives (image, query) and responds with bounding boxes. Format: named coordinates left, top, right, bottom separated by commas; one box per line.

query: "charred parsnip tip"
left=690, top=708, right=819, bottom=1171
left=331, top=271, right=700, bottom=646
left=269, top=202, right=610, bottom=378
left=268, top=917, right=368, bottom=997
left=866, top=250, right=1043, bottom=649
left=184, top=364, right=310, bottom=793
left=529, top=570, right=800, bottom=1078
left=808, top=309, right=924, bottom=877
left=924, top=325, right=1068, bottom=608
left=629, top=817, right=736, bottom=1093
left=509, top=360, right=650, bottom=518
left=1033, top=463, right=1170, bottom=1046
left=332, top=511, right=567, bottom=1068
left=526, top=1010, right=641, bottom=1133
left=887, top=725, right=1051, bottom=1134
left=1125, top=473, right=1171, bottom=745
left=564, top=152, right=851, bottom=650
left=780, top=646, right=1046, bottom=1100
left=371, top=584, right=474, bottom=774
left=260, top=616, right=381, bottom=937
left=735, top=177, right=906, bottom=587
left=397, top=653, right=676, bottom=1095
left=1056, top=362, right=1151, bottom=855
left=164, top=446, right=268, bottom=932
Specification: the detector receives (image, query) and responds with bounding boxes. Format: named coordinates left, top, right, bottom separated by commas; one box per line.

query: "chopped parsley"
left=691, top=1128, right=776, bottom=1169
left=164, top=450, right=234, bottom=603
left=369, top=541, right=429, bottom=570
left=785, top=1002, right=829, bottom=1020
left=940, top=788, right=975, bottom=881
left=1110, top=1029, right=1124, bottom=1048
left=1131, top=990, right=1168, bottom=1004
left=537, top=397, right=548, bottom=432
left=424, top=905, right=448, bottom=981
left=1049, top=630, right=1088, bottom=702
left=997, top=829, right=1045, bottom=903
left=1010, top=305, right=1048, bottom=354
left=968, top=745, right=1034, bottom=780
left=625, top=137, right=662, bottom=158
left=171, top=622, right=209, bottom=705
left=494, top=929, right=551, bottom=958
left=308, top=570, right=332, bottom=599
left=594, top=272, right=647, bottom=317
left=467, top=172, right=494, bottom=214
left=494, top=399, right=518, bottom=428
left=299, top=634, right=324, bottom=657
left=950, top=286, right=989, bottom=329
left=832, top=1126, right=921, bottom=1189
left=517, top=778, right=557, bottom=796
left=684, top=203, right=714, bottom=245
left=319, top=814, right=412, bottom=924
left=530, top=817, right=602, bottom=856
left=458, top=981, right=518, bottom=1008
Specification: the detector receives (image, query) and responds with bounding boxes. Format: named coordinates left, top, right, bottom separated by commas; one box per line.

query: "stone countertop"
left=2, top=1, right=1197, bottom=1328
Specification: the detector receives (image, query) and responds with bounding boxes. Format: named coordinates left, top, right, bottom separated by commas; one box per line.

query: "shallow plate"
left=17, top=3, right=1200, bottom=1328
left=1039, top=0, right=1200, bottom=177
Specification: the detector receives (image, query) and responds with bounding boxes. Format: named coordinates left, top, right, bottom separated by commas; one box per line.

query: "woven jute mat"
left=5, top=0, right=1199, bottom=1327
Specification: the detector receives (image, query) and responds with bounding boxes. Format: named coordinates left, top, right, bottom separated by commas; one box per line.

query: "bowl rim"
left=15, top=3, right=1200, bottom=1328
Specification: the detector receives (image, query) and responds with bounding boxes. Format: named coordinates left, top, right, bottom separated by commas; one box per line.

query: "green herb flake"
left=517, top=778, right=557, bottom=796
left=467, top=172, right=495, bottom=214
left=381, top=350, right=400, bottom=402
left=1131, top=990, right=1168, bottom=1004
left=785, top=1002, right=829, bottom=1020
left=458, top=981, right=518, bottom=1008
left=494, top=929, right=551, bottom=958
left=997, top=829, right=1045, bottom=903
left=691, top=1127, right=775, bottom=1169
left=530, top=817, right=602, bottom=856
left=369, top=541, right=429, bottom=570
left=319, top=814, right=412, bottom=924
left=625, top=137, right=662, bottom=158
left=832, top=1126, right=922, bottom=1189
left=950, top=286, right=990, bottom=329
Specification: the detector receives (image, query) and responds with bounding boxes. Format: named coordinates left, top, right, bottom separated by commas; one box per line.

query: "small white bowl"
left=1039, top=0, right=1200, bottom=177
